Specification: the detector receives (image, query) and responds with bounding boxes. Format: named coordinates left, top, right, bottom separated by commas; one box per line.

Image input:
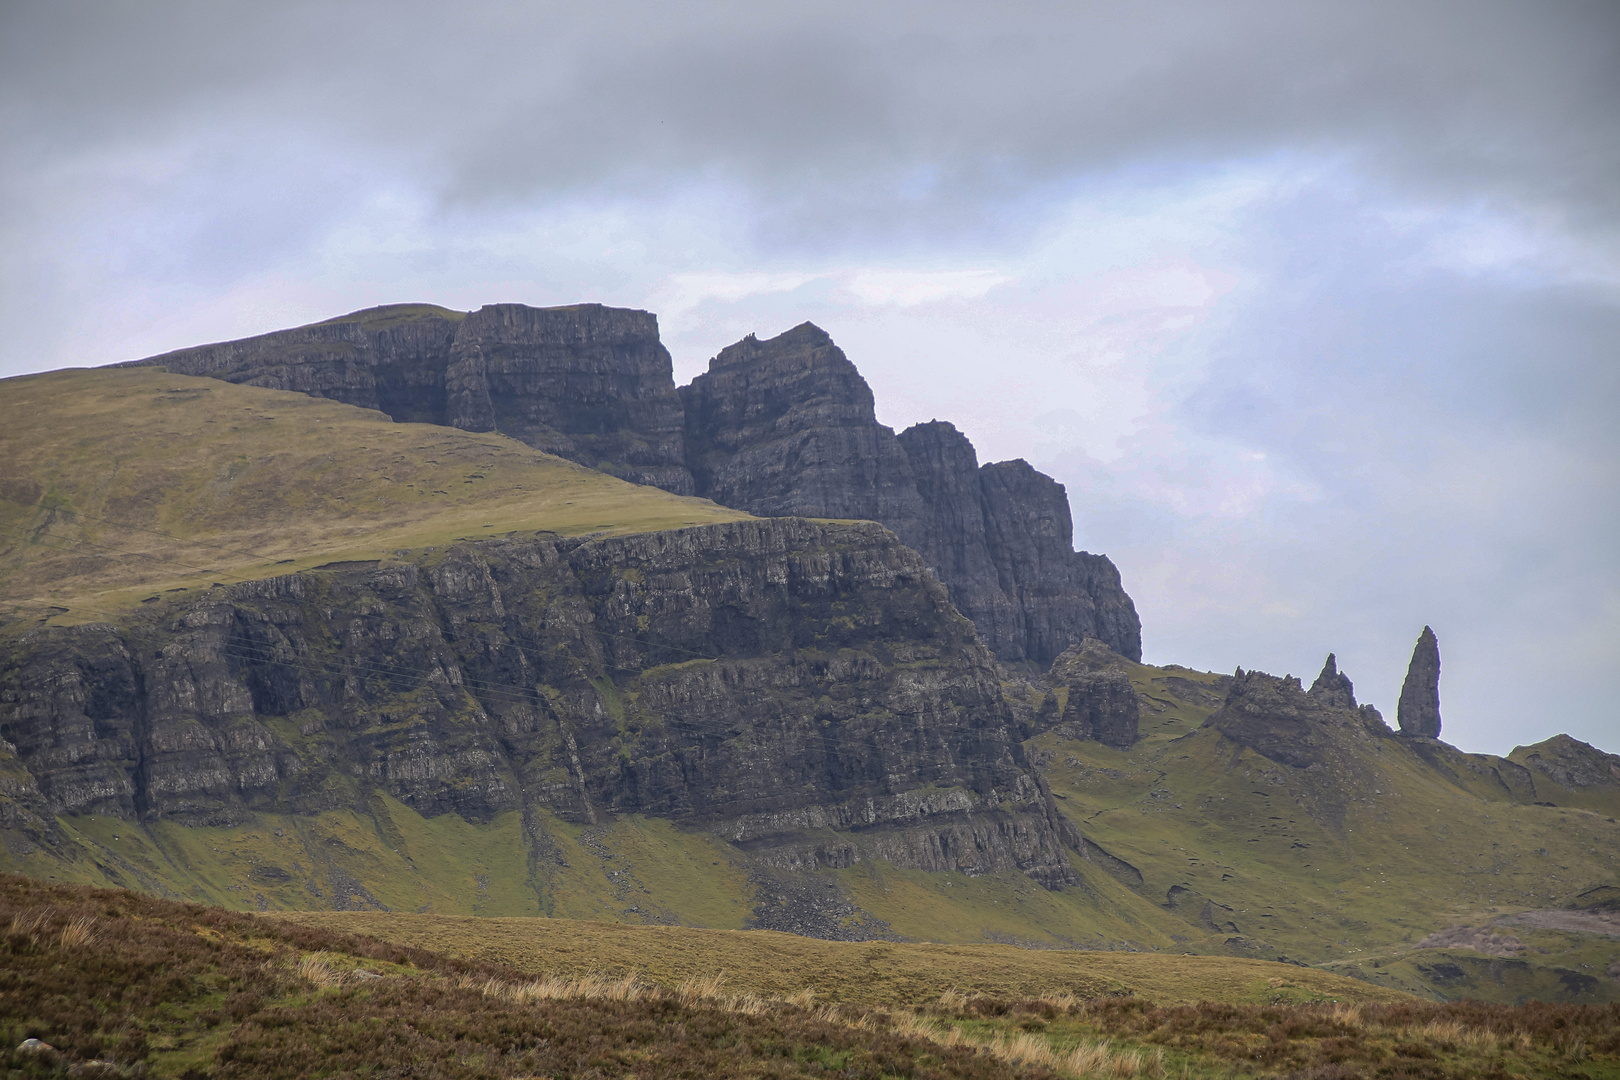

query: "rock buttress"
left=682, top=327, right=1141, bottom=665
left=1043, top=640, right=1141, bottom=748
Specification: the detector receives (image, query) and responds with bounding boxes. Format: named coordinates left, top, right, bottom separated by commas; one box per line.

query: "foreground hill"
left=11, top=878, right=1620, bottom=1080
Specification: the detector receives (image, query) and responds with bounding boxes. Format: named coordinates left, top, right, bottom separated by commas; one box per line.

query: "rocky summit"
left=134, top=304, right=1140, bottom=666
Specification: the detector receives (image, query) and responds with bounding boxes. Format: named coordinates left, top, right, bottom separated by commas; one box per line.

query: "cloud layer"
left=3, top=0, right=1616, bottom=753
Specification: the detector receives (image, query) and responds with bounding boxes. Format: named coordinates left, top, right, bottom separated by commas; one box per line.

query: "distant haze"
left=2, top=1, right=1615, bottom=754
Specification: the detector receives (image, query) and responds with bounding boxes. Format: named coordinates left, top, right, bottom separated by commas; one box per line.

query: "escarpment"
left=134, top=305, right=1140, bottom=666
left=0, top=519, right=1080, bottom=892
left=137, top=303, right=695, bottom=493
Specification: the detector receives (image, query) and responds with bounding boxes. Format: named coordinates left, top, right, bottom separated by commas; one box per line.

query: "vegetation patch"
left=4, top=878, right=1619, bottom=1079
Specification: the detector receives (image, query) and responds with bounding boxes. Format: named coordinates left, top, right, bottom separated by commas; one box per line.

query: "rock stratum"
left=1, top=521, right=1083, bottom=914
left=136, top=304, right=1140, bottom=666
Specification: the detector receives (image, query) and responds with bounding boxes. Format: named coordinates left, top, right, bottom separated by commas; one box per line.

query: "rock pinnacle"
left=1397, top=626, right=1441, bottom=738
left=1308, top=653, right=1357, bottom=709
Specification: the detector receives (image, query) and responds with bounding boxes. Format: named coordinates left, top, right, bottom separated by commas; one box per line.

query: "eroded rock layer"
left=0, top=519, right=1079, bottom=891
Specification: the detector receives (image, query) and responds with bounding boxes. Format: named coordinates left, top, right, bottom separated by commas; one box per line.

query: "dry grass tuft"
left=57, top=914, right=97, bottom=949
left=294, top=951, right=345, bottom=988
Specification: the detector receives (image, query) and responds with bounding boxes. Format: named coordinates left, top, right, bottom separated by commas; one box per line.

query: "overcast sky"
left=2, top=1, right=1616, bottom=755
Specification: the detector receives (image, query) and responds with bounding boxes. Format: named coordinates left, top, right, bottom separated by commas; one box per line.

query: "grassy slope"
left=1027, top=656, right=1620, bottom=1004
left=272, top=908, right=1408, bottom=1007
left=0, top=366, right=749, bottom=622
left=2, top=802, right=754, bottom=924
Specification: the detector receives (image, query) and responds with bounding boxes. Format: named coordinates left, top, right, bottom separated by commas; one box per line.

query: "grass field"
left=270, top=908, right=1412, bottom=1008
left=0, top=366, right=749, bottom=623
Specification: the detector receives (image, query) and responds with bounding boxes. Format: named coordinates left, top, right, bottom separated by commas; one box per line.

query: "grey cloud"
left=5, top=1, right=1618, bottom=244
left=1, top=0, right=1615, bottom=757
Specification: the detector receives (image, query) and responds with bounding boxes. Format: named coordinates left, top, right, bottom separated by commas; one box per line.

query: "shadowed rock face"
left=135, top=305, right=1141, bottom=666
left=0, top=519, right=1080, bottom=892
left=442, top=305, right=694, bottom=493
left=1204, top=668, right=1389, bottom=772
left=1308, top=654, right=1358, bottom=709
left=1398, top=627, right=1442, bottom=738
left=680, top=324, right=926, bottom=533
left=683, top=329, right=1141, bottom=665
left=1043, top=640, right=1140, bottom=748
left=138, top=303, right=695, bottom=493
left=976, top=458, right=1141, bottom=665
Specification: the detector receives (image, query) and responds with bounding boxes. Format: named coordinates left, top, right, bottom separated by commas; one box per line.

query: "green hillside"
left=0, top=366, right=749, bottom=622
left=1021, top=655, right=1620, bottom=1004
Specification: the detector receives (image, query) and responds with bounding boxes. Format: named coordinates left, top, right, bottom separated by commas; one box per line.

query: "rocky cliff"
left=1205, top=667, right=1391, bottom=773
left=137, top=303, right=695, bottom=493
left=1042, top=640, right=1140, bottom=748
left=681, top=325, right=1141, bottom=665
left=0, top=518, right=1082, bottom=902
left=135, top=306, right=1141, bottom=666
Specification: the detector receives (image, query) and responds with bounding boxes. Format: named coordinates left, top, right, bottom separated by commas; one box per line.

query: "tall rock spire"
left=1397, top=626, right=1442, bottom=737
left=1307, top=653, right=1357, bottom=709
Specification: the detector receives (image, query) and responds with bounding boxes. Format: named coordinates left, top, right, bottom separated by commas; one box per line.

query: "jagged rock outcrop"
left=973, top=457, right=1140, bottom=665
left=1308, top=653, right=1357, bottom=709
left=1042, top=640, right=1140, bottom=748
left=1397, top=626, right=1442, bottom=738
left=682, top=327, right=1141, bottom=665
left=1204, top=668, right=1388, bottom=771
left=134, top=306, right=1141, bottom=667
left=137, top=303, right=695, bottom=493
left=0, top=519, right=1081, bottom=892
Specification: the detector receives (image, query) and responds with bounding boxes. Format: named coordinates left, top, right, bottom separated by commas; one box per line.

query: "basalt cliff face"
left=138, top=304, right=694, bottom=494
left=0, top=519, right=1081, bottom=912
left=135, top=306, right=1140, bottom=666
left=683, top=325, right=1141, bottom=665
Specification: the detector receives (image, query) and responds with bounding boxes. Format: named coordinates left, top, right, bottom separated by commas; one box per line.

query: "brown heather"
left=0, top=878, right=1035, bottom=1079
left=3, top=877, right=1619, bottom=1079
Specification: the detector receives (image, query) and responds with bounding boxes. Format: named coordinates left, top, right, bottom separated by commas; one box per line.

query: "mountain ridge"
left=133, top=302, right=1141, bottom=666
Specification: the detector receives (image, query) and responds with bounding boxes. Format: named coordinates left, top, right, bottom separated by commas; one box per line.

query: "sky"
left=2, top=1, right=1616, bottom=755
